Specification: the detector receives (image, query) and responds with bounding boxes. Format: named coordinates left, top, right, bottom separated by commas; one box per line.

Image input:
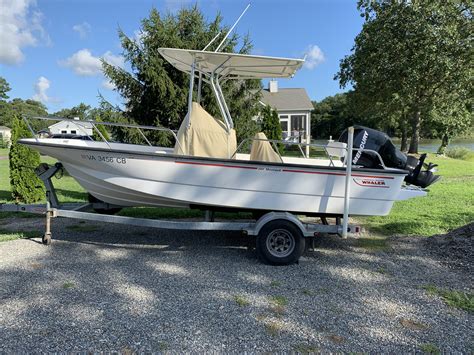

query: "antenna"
left=202, top=31, right=222, bottom=51
left=215, top=3, right=251, bottom=52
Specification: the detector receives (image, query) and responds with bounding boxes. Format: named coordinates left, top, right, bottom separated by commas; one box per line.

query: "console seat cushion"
left=249, top=132, right=281, bottom=163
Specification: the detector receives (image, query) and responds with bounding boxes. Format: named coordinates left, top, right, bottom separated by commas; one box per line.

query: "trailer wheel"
left=88, top=193, right=122, bottom=215
left=256, top=220, right=305, bottom=265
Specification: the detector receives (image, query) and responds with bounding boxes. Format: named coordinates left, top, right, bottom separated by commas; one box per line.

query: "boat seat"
left=249, top=132, right=282, bottom=163
left=174, top=102, right=237, bottom=159
left=326, top=141, right=347, bottom=159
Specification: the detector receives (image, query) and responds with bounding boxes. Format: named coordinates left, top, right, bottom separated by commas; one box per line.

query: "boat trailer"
left=1, top=162, right=360, bottom=265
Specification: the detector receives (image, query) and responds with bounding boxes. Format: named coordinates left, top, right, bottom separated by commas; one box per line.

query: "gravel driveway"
left=0, top=217, right=472, bottom=353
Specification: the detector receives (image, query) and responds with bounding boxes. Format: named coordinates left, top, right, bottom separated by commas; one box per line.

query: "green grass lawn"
left=0, top=157, right=87, bottom=205
left=360, top=155, right=474, bottom=236
left=1, top=149, right=472, bottom=237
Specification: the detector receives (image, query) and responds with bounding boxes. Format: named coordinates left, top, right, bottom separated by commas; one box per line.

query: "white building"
left=259, top=80, right=313, bottom=155
left=0, top=126, right=12, bottom=147
left=48, top=118, right=93, bottom=136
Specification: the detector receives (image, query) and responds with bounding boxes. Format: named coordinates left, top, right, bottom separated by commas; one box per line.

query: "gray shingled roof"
left=259, top=88, right=313, bottom=111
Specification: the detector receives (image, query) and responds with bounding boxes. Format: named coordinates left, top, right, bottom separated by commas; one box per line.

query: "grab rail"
left=232, top=136, right=388, bottom=169
left=23, top=116, right=388, bottom=170
left=22, top=115, right=184, bottom=153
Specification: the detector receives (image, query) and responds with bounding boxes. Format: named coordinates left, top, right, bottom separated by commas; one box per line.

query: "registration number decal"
left=81, top=154, right=127, bottom=164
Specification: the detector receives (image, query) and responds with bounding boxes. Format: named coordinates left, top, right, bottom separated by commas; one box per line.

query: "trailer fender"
left=247, top=212, right=311, bottom=237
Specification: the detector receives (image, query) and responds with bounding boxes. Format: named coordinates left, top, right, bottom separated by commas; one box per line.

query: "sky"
left=0, top=0, right=364, bottom=112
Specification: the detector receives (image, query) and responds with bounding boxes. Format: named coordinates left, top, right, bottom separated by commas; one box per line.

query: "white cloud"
left=59, top=49, right=101, bottom=76
left=73, top=22, right=91, bottom=39
left=32, top=76, right=60, bottom=103
left=303, top=44, right=325, bottom=70
left=0, top=0, right=50, bottom=65
left=59, top=49, right=124, bottom=77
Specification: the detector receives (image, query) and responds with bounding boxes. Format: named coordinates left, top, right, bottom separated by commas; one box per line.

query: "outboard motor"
left=338, top=126, right=440, bottom=188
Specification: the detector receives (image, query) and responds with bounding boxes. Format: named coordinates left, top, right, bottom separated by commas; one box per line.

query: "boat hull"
left=21, top=139, right=411, bottom=216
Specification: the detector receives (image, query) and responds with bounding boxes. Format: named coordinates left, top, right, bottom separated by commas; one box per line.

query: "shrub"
left=260, top=105, right=283, bottom=154
left=9, top=115, right=45, bottom=203
left=444, top=146, right=474, bottom=161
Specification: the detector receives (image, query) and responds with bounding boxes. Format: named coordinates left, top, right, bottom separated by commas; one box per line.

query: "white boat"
left=20, top=48, right=434, bottom=217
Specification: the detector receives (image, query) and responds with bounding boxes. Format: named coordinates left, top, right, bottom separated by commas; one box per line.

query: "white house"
left=259, top=80, right=313, bottom=155
left=0, top=126, right=12, bottom=147
left=48, top=118, right=93, bottom=136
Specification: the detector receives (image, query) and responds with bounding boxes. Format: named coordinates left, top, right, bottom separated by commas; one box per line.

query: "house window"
left=71, top=130, right=77, bottom=134
left=61, top=130, right=67, bottom=134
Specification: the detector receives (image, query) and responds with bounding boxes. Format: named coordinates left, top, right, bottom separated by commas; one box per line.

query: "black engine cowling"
left=338, top=126, right=440, bottom=188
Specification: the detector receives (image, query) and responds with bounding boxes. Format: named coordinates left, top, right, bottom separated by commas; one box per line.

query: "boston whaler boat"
left=20, top=49, right=438, bottom=215
left=16, top=13, right=439, bottom=264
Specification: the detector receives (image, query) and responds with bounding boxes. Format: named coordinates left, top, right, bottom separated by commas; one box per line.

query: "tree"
left=336, top=0, right=473, bottom=153
left=260, top=105, right=283, bottom=153
left=311, top=92, right=388, bottom=139
left=8, top=99, right=49, bottom=130
left=9, top=115, right=45, bottom=203
left=0, top=77, right=10, bottom=100
left=428, top=89, right=473, bottom=154
left=88, top=100, right=118, bottom=141
left=0, top=77, right=13, bottom=128
left=312, top=93, right=358, bottom=139
left=53, top=103, right=91, bottom=120
left=0, top=78, right=49, bottom=129
left=103, top=5, right=260, bottom=146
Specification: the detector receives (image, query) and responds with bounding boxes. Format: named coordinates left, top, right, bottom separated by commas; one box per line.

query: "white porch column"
left=305, top=112, right=310, bottom=157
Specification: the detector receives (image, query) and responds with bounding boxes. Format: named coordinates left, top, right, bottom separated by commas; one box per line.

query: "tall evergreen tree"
left=103, top=5, right=260, bottom=146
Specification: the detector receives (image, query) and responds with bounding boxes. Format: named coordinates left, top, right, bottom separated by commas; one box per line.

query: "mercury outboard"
left=339, top=126, right=440, bottom=188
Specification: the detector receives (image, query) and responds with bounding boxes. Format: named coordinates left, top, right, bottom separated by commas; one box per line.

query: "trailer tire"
left=256, top=220, right=305, bottom=265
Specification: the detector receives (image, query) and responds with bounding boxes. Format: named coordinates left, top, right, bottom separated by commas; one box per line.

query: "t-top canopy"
left=158, top=48, right=304, bottom=79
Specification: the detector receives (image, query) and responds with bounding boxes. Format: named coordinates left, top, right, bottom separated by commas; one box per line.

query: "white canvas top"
left=158, top=48, right=304, bottom=79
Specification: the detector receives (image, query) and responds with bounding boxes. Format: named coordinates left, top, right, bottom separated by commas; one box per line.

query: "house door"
left=279, top=115, right=289, bottom=139
left=290, top=115, right=306, bottom=142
